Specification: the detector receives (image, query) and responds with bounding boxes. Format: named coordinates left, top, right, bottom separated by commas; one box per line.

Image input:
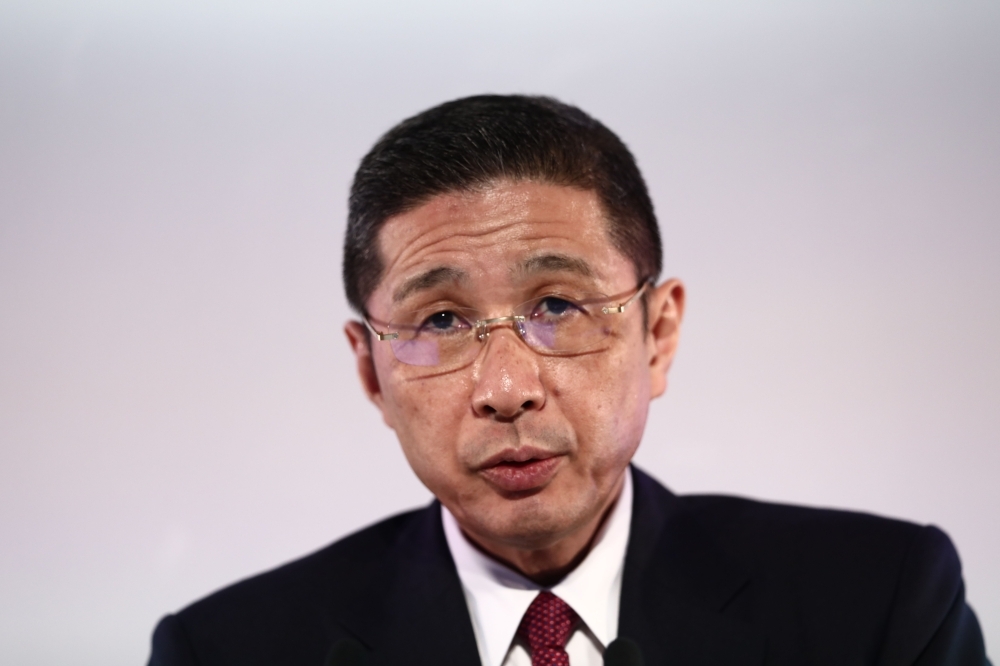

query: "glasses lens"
left=388, top=337, right=441, bottom=366
left=517, top=296, right=612, bottom=354
left=387, top=308, right=478, bottom=367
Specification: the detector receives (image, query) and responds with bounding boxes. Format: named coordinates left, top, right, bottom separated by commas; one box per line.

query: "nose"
left=471, top=327, right=546, bottom=420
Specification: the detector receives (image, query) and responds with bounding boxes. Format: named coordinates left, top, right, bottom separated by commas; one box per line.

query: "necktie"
left=516, top=591, right=581, bottom=666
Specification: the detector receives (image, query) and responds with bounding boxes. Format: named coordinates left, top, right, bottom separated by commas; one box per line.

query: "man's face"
left=347, top=180, right=682, bottom=554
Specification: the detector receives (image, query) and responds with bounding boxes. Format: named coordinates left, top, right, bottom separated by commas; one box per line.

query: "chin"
left=475, top=499, right=589, bottom=549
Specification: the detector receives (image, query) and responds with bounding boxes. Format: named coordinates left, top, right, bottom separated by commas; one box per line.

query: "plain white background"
left=1, top=1, right=997, bottom=663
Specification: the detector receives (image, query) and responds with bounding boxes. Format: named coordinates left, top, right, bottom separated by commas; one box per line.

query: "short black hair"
left=343, top=94, right=662, bottom=313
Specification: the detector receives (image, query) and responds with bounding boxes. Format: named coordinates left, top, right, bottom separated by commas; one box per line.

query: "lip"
left=476, top=447, right=564, bottom=493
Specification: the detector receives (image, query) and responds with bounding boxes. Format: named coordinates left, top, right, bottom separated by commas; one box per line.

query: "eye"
left=532, top=296, right=580, bottom=318
left=419, top=310, right=470, bottom=333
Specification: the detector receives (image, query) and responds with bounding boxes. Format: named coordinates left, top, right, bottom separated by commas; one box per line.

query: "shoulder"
left=677, top=496, right=985, bottom=663
left=149, top=505, right=433, bottom=666
left=185, top=504, right=426, bottom=619
left=676, top=491, right=934, bottom=565
left=672, top=488, right=961, bottom=606
left=632, top=466, right=937, bottom=573
left=629, top=468, right=986, bottom=663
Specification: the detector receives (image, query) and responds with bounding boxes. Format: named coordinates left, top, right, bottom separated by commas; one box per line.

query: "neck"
left=460, top=474, right=626, bottom=587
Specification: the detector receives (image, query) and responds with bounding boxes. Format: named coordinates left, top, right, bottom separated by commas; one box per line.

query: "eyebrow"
left=392, top=266, right=469, bottom=303
left=514, top=253, right=597, bottom=279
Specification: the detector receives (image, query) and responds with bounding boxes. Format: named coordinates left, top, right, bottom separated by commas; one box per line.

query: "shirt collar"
left=442, top=468, right=634, bottom=666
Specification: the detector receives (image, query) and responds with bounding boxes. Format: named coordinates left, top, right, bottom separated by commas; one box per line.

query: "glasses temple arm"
left=363, top=317, right=399, bottom=341
left=601, top=280, right=652, bottom=315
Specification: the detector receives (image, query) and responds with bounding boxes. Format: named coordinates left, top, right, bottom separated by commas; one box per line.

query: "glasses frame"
left=362, top=280, right=652, bottom=365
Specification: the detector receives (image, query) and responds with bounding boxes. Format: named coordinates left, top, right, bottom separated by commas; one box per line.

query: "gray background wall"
left=1, top=1, right=997, bottom=663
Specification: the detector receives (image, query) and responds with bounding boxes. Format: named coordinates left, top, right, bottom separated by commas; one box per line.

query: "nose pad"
left=475, top=315, right=528, bottom=344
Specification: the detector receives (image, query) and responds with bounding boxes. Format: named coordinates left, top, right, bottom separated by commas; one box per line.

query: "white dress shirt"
left=442, top=469, right=634, bottom=666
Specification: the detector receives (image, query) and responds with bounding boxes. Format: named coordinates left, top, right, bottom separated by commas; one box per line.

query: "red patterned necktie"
left=516, top=591, right=581, bottom=666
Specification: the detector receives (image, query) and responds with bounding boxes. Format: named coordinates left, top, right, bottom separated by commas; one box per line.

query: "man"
left=148, top=95, right=989, bottom=666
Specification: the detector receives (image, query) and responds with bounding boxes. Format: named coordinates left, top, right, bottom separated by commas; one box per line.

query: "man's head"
left=343, top=95, right=684, bottom=577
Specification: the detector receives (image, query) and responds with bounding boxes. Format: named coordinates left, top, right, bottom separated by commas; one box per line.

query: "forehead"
left=370, top=181, right=634, bottom=310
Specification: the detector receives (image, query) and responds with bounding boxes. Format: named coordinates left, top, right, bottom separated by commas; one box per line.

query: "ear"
left=646, top=279, right=685, bottom=399
left=344, top=321, right=392, bottom=427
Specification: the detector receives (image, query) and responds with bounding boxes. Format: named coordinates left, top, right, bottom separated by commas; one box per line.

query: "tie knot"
left=516, top=592, right=580, bottom=665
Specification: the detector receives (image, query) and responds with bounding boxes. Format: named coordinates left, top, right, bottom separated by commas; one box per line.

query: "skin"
left=345, top=180, right=685, bottom=584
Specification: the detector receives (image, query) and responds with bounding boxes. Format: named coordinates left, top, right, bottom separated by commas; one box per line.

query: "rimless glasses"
left=363, top=281, right=651, bottom=368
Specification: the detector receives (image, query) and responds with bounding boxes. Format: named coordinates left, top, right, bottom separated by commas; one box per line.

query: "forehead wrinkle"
left=392, top=266, right=469, bottom=304
left=383, top=218, right=523, bottom=270
left=380, top=218, right=538, bottom=299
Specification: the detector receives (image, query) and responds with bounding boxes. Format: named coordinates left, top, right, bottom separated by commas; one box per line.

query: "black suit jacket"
left=149, top=467, right=989, bottom=665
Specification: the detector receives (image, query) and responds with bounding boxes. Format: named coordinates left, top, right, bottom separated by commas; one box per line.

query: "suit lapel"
left=619, top=468, right=765, bottom=666
left=334, top=503, right=482, bottom=666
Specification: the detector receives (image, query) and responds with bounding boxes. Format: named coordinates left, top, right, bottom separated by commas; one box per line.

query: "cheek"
left=546, top=343, right=651, bottom=466
left=379, top=368, right=474, bottom=483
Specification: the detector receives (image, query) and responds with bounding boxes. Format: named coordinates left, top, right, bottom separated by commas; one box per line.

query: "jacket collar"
left=619, top=467, right=764, bottom=665
left=335, top=503, right=482, bottom=666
